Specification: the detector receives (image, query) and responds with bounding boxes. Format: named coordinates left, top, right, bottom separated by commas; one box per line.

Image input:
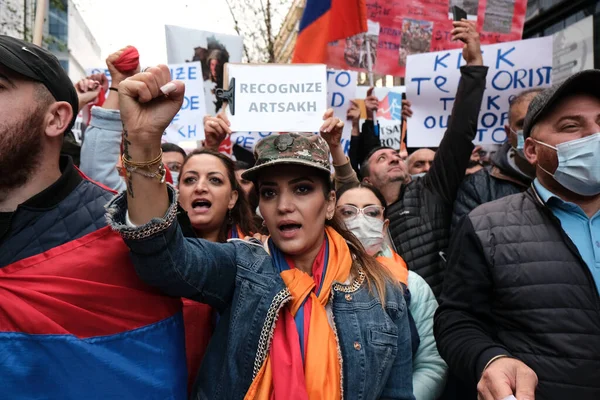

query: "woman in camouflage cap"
left=107, top=64, right=414, bottom=400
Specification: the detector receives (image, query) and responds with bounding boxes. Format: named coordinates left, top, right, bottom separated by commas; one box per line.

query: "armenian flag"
left=292, top=0, right=367, bottom=63
left=0, top=227, right=187, bottom=399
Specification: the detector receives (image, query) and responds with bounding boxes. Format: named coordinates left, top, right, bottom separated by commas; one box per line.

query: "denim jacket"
left=106, top=187, right=414, bottom=400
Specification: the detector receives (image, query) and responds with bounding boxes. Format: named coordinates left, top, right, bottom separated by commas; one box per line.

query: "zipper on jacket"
left=251, top=287, right=292, bottom=379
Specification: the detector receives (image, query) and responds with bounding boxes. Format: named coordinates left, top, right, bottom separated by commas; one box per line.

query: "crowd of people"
left=0, top=17, right=599, bottom=400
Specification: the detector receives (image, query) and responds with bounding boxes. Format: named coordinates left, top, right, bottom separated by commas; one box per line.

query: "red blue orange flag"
left=292, top=0, right=367, bottom=63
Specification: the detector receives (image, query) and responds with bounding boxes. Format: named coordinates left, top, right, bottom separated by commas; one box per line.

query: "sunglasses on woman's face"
left=336, top=205, right=385, bottom=220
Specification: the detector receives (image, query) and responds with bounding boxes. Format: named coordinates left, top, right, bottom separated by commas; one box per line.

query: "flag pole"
left=365, top=32, right=379, bottom=136
left=33, top=0, right=47, bottom=46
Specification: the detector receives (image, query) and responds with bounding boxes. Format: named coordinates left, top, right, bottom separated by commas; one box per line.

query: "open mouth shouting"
left=191, top=198, right=212, bottom=214
left=277, top=220, right=302, bottom=239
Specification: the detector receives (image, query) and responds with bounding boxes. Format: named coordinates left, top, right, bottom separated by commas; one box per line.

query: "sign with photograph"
left=405, top=36, right=553, bottom=147
left=165, top=25, right=244, bottom=116
left=327, top=0, right=528, bottom=77
left=355, top=87, right=406, bottom=150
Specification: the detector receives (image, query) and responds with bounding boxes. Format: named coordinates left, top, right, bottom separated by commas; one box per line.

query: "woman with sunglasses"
left=106, top=66, right=415, bottom=400
left=335, top=182, right=448, bottom=400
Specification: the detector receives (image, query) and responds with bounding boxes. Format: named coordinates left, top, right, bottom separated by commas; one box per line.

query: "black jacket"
left=387, top=66, right=488, bottom=298
left=349, top=120, right=381, bottom=173
left=0, top=156, right=113, bottom=266
left=435, top=187, right=600, bottom=399
left=451, top=142, right=533, bottom=231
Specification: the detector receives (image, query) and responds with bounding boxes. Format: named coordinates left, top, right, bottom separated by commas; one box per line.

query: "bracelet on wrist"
left=483, top=355, right=511, bottom=373
left=121, top=150, right=166, bottom=183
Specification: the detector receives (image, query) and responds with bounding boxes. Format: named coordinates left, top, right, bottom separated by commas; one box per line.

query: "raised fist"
left=106, top=46, right=141, bottom=87
left=118, top=65, right=185, bottom=147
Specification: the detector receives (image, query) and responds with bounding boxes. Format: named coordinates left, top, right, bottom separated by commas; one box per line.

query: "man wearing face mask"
left=435, top=70, right=600, bottom=400
left=451, top=88, right=542, bottom=230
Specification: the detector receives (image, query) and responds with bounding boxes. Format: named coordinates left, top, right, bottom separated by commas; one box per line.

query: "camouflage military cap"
left=241, top=133, right=331, bottom=182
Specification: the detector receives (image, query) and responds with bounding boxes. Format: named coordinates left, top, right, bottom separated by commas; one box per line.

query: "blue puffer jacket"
left=0, top=156, right=113, bottom=266
left=408, top=271, right=447, bottom=400
left=106, top=186, right=416, bottom=400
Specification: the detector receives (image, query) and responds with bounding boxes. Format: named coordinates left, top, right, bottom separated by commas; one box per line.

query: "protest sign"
left=553, top=16, right=594, bottom=85
left=230, top=70, right=355, bottom=156
left=224, top=64, right=327, bottom=133
left=405, top=36, right=552, bottom=147
left=79, top=63, right=206, bottom=144
left=327, top=0, right=528, bottom=77
left=165, top=25, right=243, bottom=116
left=355, top=87, right=405, bottom=150
left=328, top=20, right=380, bottom=73
left=327, top=69, right=358, bottom=154
left=376, top=89, right=405, bottom=150
left=163, top=62, right=206, bottom=143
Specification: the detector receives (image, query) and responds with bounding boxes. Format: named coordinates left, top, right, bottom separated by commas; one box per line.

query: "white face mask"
left=534, top=132, right=600, bottom=196
left=170, top=172, right=179, bottom=187
left=511, top=128, right=525, bottom=158
left=345, top=215, right=385, bottom=256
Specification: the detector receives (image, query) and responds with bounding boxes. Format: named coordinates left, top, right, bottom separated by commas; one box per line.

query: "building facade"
left=0, top=0, right=101, bottom=80
left=524, top=0, right=598, bottom=70
left=0, top=0, right=35, bottom=39
left=65, top=0, right=101, bottom=81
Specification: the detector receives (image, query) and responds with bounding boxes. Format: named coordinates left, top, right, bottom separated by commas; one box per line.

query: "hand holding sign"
left=203, top=113, right=232, bottom=150
left=452, top=20, right=483, bottom=66
left=347, top=100, right=360, bottom=126
left=320, top=108, right=344, bottom=150
left=402, top=100, right=413, bottom=119
left=119, top=65, right=185, bottom=147
left=365, top=87, right=379, bottom=120
left=320, top=108, right=346, bottom=168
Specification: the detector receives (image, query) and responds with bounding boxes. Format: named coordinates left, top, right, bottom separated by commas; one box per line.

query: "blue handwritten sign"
left=84, top=63, right=206, bottom=144
left=327, top=69, right=357, bottom=156
left=163, top=62, right=206, bottom=143
left=405, top=36, right=553, bottom=147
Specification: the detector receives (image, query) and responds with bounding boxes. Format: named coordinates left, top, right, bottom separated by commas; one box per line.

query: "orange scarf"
left=244, top=226, right=352, bottom=400
left=376, top=247, right=408, bottom=286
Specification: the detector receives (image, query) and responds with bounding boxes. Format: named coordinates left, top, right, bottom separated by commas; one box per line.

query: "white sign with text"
left=406, top=36, right=553, bottom=147
left=327, top=69, right=358, bottom=155
left=225, top=64, right=327, bottom=133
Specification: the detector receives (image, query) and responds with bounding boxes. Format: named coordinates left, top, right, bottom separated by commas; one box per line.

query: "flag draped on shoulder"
left=292, top=0, right=367, bottom=64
